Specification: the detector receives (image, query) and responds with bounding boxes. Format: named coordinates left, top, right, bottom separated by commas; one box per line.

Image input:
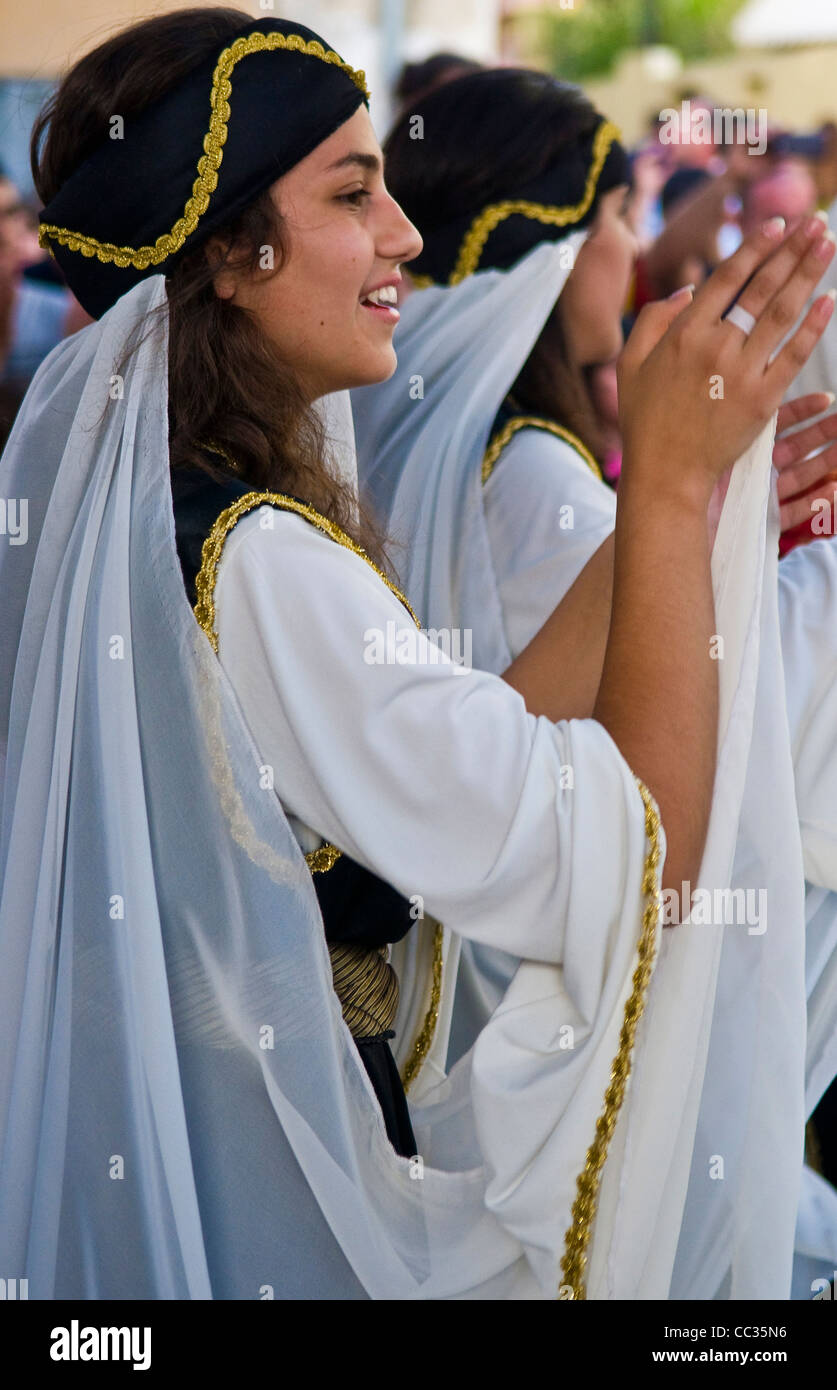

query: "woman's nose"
left=381, top=193, right=423, bottom=265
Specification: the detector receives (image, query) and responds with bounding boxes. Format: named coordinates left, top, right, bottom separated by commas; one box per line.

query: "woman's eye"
left=338, top=188, right=371, bottom=207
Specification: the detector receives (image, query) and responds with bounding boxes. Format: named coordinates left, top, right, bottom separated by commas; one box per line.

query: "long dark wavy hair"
left=30, top=6, right=388, bottom=564
left=384, top=68, right=612, bottom=458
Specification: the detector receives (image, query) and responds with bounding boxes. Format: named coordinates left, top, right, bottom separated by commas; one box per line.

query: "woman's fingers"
left=766, top=291, right=837, bottom=399
left=776, top=392, right=835, bottom=435
left=779, top=475, right=837, bottom=532
left=773, top=406, right=837, bottom=471
left=690, top=215, right=792, bottom=321
left=723, top=215, right=826, bottom=327
left=776, top=447, right=837, bottom=503
left=743, top=227, right=835, bottom=363
left=619, top=285, right=694, bottom=368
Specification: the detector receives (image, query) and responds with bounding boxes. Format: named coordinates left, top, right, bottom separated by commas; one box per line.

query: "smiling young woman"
left=2, top=7, right=836, bottom=1303
left=206, top=114, right=419, bottom=398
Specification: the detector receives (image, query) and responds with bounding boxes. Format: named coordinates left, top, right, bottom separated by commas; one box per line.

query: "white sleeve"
left=482, top=431, right=616, bottom=660
left=778, top=536, right=837, bottom=884
left=213, top=506, right=652, bottom=966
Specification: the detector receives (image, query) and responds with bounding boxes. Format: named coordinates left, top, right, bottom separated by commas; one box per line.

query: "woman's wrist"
left=617, top=448, right=716, bottom=519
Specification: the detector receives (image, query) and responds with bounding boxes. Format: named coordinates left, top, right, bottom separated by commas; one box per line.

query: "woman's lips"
left=360, top=283, right=400, bottom=321
left=360, top=298, right=400, bottom=322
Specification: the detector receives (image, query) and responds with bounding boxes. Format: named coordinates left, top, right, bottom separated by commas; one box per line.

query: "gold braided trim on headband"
left=558, top=778, right=662, bottom=1300
left=481, top=415, right=602, bottom=485
left=38, top=31, right=369, bottom=269
left=410, top=118, right=620, bottom=290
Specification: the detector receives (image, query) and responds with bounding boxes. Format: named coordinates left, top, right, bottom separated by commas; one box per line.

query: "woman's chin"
left=349, top=346, right=398, bottom=389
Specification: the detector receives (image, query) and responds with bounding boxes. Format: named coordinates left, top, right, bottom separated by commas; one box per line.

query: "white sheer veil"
left=0, top=273, right=541, bottom=1299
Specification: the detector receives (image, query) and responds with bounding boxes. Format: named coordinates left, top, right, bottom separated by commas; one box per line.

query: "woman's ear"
left=204, top=234, right=237, bottom=300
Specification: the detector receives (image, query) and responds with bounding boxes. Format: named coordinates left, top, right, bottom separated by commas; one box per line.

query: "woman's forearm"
left=501, top=534, right=614, bottom=720
left=503, top=478, right=716, bottom=898
left=593, top=470, right=717, bottom=898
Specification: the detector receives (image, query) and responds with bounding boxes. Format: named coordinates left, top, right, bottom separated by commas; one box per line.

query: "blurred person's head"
left=0, top=173, right=40, bottom=275
left=394, top=52, right=483, bottom=111
left=384, top=68, right=637, bottom=454
left=740, top=157, right=817, bottom=235
left=661, top=166, right=711, bottom=221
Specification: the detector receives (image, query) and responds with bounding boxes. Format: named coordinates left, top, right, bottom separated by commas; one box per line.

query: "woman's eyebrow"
left=325, top=152, right=381, bottom=173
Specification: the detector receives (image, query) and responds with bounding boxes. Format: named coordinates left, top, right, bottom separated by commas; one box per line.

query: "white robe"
left=211, top=411, right=782, bottom=1297
left=211, top=501, right=662, bottom=1295
left=483, top=429, right=616, bottom=660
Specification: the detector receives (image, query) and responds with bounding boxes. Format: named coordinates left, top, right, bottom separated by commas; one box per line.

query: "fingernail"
left=816, top=233, right=836, bottom=259
left=818, top=291, right=837, bottom=318
left=763, top=216, right=786, bottom=238
left=815, top=209, right=831, bottom=224
left=668, top=283, right=695, bottom=299
left=826, top=391, right=836, bottom=405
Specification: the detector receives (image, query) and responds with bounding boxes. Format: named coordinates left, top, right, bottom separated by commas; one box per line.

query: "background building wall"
left=0, top=0, right=501, bottom=197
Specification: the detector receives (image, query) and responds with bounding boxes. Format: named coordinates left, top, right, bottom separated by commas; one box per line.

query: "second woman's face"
left=559, top=185, right=638, bottom=365
left=212, top=106, right=422, bottom=400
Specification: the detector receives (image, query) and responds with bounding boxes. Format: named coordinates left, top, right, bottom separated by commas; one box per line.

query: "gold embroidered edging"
left=448, top=119, right=620, bottom=286
left=558, top=777, right=662, bottom=1300
left=306, top=842, right=342, bottom=874
left=400, top=920, right=445, bottom=1094
left=192, top=486, right=419, bottom=877
left=481, top=415, right=602, bottom=485
left=193, top=488, right=418, bottom=653
left=38, top=31, right=369, bottom=268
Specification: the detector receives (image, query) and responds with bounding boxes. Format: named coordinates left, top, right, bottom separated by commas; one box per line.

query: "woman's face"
left=559, top=185, right=638, bottom=365
left=211, top=106, right=422, bottom=400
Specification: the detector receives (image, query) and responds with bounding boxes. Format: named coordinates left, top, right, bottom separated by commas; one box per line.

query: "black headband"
left=38, top=18, right=369, bottom=319
left=410, top=119, right=631, bottom=287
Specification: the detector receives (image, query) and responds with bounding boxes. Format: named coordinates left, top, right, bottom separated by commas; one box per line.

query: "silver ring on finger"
left=724, top=303, right=757, bottom=337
